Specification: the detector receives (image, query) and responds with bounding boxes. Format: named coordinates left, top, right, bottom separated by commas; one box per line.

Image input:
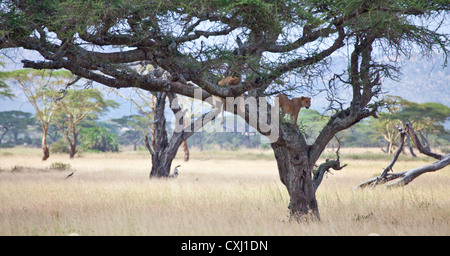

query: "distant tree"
left=111, top=114, right=150, bottom=151
left=52, top=87, right=118, bottom=158
left=394, top=100, right=450, bottom=150
left=0, top=110, right=35, bottom=145
left=79, top=126, right=119, bottom=152
left=371, top=96, right=450, bottom=154
left=2, top=69, right=72, bottom=160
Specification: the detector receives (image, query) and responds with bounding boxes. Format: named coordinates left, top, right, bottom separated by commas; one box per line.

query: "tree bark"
left=69, top=144, right=76, bottom=159
left=183, top=140, right=189, bottom=162
left=148, top=92, right=170, bottom=178
left=271, top=123, right=319, bottom=219
left=41, top=128, right=49, bottom=161
left=42, top=143, right=49, bottom=161
left=68, top=127, right=77, bottom=159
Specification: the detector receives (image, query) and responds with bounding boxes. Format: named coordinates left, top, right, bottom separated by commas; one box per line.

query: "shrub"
left=49, top=162, right=72, bottom=171
left=80, top=126, right=120, bottom=152
left=50, top=139, right=70, bottom=154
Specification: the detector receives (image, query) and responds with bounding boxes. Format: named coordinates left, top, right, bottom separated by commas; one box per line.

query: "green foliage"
left=0, top=81, right=14, bottom=99
left=51, top=86, right=118, bottom=155
left=80, top=126, right=120, bottom=152
left=49, top=138, right=70, bottom=154
left=0, top=110, right=36, bottom=145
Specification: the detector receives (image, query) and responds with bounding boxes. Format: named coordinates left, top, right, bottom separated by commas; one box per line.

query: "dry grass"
left=0, top=147, right=449, bottom=236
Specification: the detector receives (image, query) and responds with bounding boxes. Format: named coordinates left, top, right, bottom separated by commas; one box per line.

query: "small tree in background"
left=52, top=87, right=118, bottom=158
left=111, top=114, right=150, bottom=151
left=0, top=110, right=35, bottom=146
left=371, top=96, right=450, bottom=155
left=1, top=69, right=72, bottom=160
left=79, top=126, right=119, bottom=153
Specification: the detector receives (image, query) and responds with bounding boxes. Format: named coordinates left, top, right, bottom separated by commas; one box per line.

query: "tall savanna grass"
left=0, top=147, right=449, bottom=235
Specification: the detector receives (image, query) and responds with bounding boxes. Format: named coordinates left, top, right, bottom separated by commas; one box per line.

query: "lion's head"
left=301, top=96, right=311, bottom=109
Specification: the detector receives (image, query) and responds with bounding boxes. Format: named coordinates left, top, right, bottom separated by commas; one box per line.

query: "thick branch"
left=386, top=155, right=450, bottom=188
left=405, top=122, right=443, bottom=160
left=313, top=159, right=347, bottom=192
left=356, top=125, right=406, bottom=188
left=313, top=137, right=347, bottom=192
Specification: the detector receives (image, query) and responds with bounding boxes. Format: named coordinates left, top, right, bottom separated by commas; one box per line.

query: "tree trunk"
left=69, top=127, right=77, bottom=159
left=271, top=122, right=319, bottom=219
left=150, top=148, right=178, bottom=178
left=41, top=129, right=49, bottom=161
left=272, top=143, right=318, bottom=219
left=42, top=144, right=50, bottom=161
left=183, top=140, right=189, bottom=162
left=69, top=144, right=76, bottom=159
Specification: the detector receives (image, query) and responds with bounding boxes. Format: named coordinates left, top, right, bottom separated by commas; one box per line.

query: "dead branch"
left=313, top=137, right=348, bottom=192
left=357, top=125, right=406, bottom=188
left=356, top=123, right=449, bottom=189
left=405, top=122, right=442, bottom=160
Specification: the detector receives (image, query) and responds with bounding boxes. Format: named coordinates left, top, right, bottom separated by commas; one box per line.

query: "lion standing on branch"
left=276, top=94, right=311, bottom=126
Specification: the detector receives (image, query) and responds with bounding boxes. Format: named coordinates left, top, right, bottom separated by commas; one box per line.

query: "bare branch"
left=313, top=136, right=347, bottom=192
left=357, top=124, right=449, bottom=189
left=405, top=122, right=443, bottom=160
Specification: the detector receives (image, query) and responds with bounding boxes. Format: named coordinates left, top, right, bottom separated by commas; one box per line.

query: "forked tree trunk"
left=146, top=92, right=220, bottom=178
left=271, top=122, right=319, bottom=219
left=272, top=144, right=318, bottom=219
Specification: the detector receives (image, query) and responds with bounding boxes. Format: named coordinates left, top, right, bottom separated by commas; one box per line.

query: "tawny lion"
left=218, top=75, right=240, bottom=86
left=276, top=93, right=311, bottom=125
left=213, top=76, right=245, bottom=122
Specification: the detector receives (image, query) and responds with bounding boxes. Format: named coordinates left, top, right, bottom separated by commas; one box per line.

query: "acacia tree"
left=371, top=95, right=450, bottom=155
left=52, top=87, right=118, bottom=158
left=1, top=69, right=71, bottom=160
left=111, top=114, right=149, bottom=151
left=0, top=110, right=35, bottom=145
left=0, top=60, right=14, bottom=99
left=1, top=0, right=449, bottom=218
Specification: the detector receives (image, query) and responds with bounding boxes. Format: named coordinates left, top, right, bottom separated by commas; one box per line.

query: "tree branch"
left=405, top=122, right=443, bottom=160
left=357, top=123, right=449, bottom=189
left=312, top=136, right=347, bottom=192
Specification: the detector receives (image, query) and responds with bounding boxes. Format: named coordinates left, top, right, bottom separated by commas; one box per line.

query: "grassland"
left=0, top=147, right=449, bottom=236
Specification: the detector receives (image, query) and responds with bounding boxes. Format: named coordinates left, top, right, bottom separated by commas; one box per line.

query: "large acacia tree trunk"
left=272, top=140, right=318, bottom=218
